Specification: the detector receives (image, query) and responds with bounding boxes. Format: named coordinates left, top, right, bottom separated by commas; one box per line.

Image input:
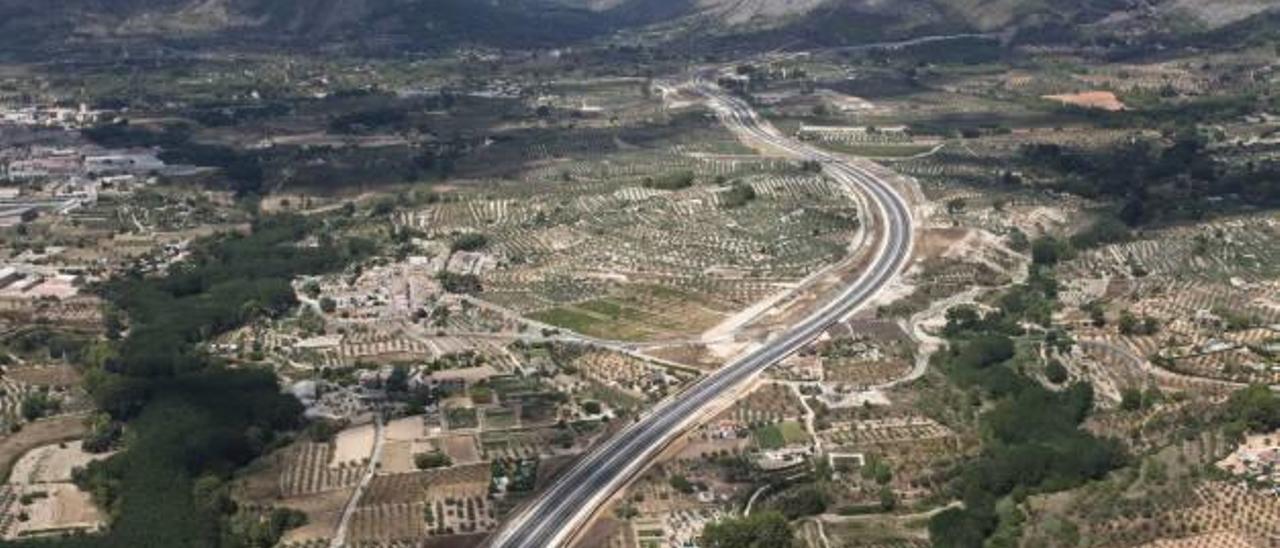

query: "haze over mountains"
left=0, top=0, right=1277, bottom=55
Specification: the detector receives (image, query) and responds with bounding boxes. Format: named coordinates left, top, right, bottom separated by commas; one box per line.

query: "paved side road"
left=485, top=77, right=918, bottom=548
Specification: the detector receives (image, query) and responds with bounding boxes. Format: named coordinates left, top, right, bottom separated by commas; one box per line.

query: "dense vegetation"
left=1021, top=132, right=1280, bottom=226
left=450, top=233, right=489, bottom=253
left=642, top=170, right=696, bottom=191
left=700, top=511, right=794, bottom=548
left=3, top=215, right=370, bottom=548
left=1223, top=384, right=1280, bottom=440
left=929, top=270, right=1126, bottom=547
left=83, top=119, right=452, bottom=194
left=83, top=122, right=265, bottom=197
left=720, top=182, right=758, bottom=209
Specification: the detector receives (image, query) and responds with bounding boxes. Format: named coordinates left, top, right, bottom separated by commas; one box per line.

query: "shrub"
left=415, top=452, right=453, bottom=470
left=1045, top=360, right=1069, bottom=384
left=643, top=171, right=696, bottom=190
left=720, top=183, right=757, bottom=209
left=669, top=474, right=695, bottom=494
left=775, top=485, right=829, bottom=519
left=451, top=233, right=489, bottom=253
left=437, top=272, right=482, bottom=294
left=20, top=392, right=59, bottom=422
left=1031, top=236, right=1073, bottom=266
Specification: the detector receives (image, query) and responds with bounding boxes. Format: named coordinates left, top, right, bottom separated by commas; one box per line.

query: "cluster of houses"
left=0, top=100, right=210, bottom=227
left=0, top=145, right=179, bottom=226
left=0, top=103, right=107, bottom=129
left=0, top=265, right=82, bottom=301
left=1218, top=431, right=1280, bottom=494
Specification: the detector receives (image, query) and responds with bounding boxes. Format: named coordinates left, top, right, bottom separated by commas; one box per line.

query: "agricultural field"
left=1024, top=428, right=1280, bottom=547
left=396, top=124, right=862, bottom=342
left=237, top=418, right=502, bottom=546
left=716, top=383, right=806, bottom=427
left=814, top=324, right=916, bottom=388
left=1053, top=213, right=1280, bottom=389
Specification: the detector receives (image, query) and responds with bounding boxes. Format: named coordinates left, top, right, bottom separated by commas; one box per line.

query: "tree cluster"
left=930, top=273, right=1126, bottom=547
left=1020, top=133, right=1280, bottom=226
left=701, top=511, right=793, bottom=548
left=35, top=215, right=369, bottom=548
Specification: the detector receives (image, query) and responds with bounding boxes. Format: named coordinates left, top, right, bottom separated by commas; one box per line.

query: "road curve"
left=486, top=78, right=917, bottom=548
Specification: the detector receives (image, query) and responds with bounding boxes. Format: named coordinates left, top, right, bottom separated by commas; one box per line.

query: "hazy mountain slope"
left=1161, top=0, right=1279, bottom=28
left=0, top=0, right=616, bottom=53
left=595, top=0, right=1135, bottom=30
left=0, top=0, right=1275, bottom=56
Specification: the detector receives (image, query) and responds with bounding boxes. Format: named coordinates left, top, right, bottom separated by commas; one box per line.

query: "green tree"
left=1120, top=387, right=1144, bottom=411
left=415, top=452, right=452, bottom=470
left=1031, top=237, right=1073, bottom=266
left=1045, top=360, right=1069, bottom=384
left=776, top=485, right=829, bottom=519
left=20, top=391, right=59, bottom=421
left=669, top=474, right=695, bottom=494
left=721, top=183, right=758, bottom=208
left=451, top=233, right=489, bottom=253
left=385, top=365, right=409, bottom=393
left=701, top=511, right=793, bottom=548
left=878, top=486, right=897, bottom=511
left=301, top=280, right=321, bottom=299
left=930, top=507, right=995, bottom=548
left=1225, top=384, right=1280, bottom=434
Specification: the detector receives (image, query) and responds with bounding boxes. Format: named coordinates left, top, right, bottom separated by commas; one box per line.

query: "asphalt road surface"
left=487, top=77, right=917, bottom=548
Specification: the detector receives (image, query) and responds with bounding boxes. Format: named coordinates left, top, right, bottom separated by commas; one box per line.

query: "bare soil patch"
left=6, top=365, right=80, bottom=387
left=915, top=228, right=969, bottom=260
left=0, top=415, right=88, bottom=483
left=9, top=441, right=109, bottom=485
left=380, top=440, right=415, bottom=474
left=442, top=435, right=480, bottom=465
left=384, top=416, right=426, bottom=441
left=332, top=423, right=376, bottom=467
left=1042, top=91, right=1128, bottom=111
left=278, top=488, right=354, bottom=545
left=6, top=483, right=104, bottom=538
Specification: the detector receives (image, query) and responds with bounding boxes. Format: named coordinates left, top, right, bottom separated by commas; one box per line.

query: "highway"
left=486, top=75, right=916, bottom=548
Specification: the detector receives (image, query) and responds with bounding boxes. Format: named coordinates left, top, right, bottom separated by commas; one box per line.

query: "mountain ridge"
left=0, top=0, right=1275, bottom=56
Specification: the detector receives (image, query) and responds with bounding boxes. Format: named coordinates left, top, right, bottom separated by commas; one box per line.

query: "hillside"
left=0, top=0, right=618, bottom=55
left=0, top=0, right=1276, bottom=57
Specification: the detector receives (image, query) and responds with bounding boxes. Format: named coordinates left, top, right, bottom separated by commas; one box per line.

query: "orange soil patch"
left=1042, top=91, right=1128, bottom=111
